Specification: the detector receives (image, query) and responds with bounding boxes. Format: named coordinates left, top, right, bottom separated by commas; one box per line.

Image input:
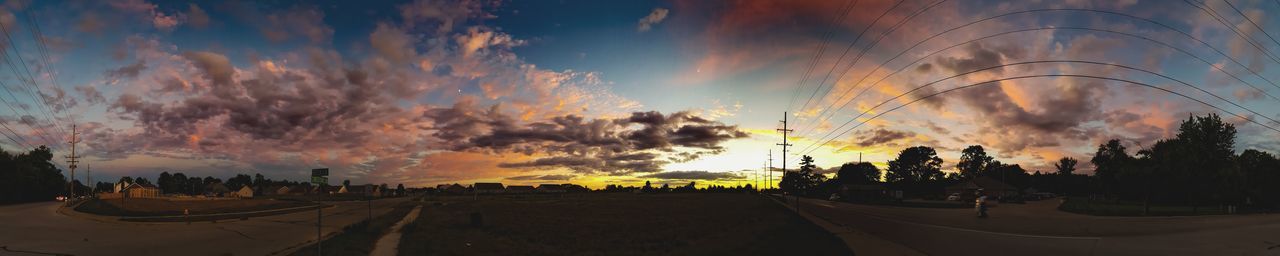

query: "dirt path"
left=370, top=205, right=422, bottom=256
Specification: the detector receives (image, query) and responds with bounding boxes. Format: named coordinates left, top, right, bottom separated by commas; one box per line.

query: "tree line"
left=0, top=146, right=66, bottom=204
left=778, top=113, right=1280, bottom=210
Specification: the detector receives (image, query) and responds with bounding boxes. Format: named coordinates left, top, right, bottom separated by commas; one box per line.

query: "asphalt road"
left=794, top=197, right=1280, bottom=256
left=0, top=197, right=410, bottom=256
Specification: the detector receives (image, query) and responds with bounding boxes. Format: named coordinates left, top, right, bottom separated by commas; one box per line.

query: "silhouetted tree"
left=158, top=172, right=174, bottom=193
left=642, top=181, right=654, bottom=193
left=1091, top=139, right=1130, bottom=198
left=1238, top=149, right=1280, bottom=209
left=0, top=146, right=66, bottom=203
left=837, top=162, right=879, bottom=184
left=396, top=184, right=406, bottom=196
left=134, top=177, right=153, bottom=186
left=779, top=155, right=825, bottom=196
left=343, top=179, right=351, bottom=188
left=1055, top=157, right=1077, bottom=176
left=957, top=145, right=993, bottom=179
left=886, top=146, right=943, bottom=184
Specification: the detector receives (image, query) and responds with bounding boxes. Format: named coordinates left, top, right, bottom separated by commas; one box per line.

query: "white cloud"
left=637, top=8, right=669, bottom=32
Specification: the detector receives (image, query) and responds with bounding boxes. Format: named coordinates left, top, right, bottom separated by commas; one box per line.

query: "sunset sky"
left=1, top=0, right=1279, bottom=188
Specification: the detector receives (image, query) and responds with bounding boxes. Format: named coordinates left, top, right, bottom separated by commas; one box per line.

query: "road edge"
left=766, top=195, right=926, bottom=256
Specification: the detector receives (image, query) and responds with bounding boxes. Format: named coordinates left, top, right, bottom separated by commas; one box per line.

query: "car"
left=828, top=193, right=842, bottom=201
left=946, top=193, right=961, bottom=201
left=54, top=196, right=66, bottom=201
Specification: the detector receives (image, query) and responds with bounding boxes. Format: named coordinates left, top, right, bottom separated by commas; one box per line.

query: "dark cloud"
left=505, top=174, right=576, bottom=181
left=924, top=120, right=950, bottom=135
left=75, top=86, right=106, bottom=105
left=426, top=104, right=749, bottom=175
left=854, top=127, right=915, bottom=147
left=638, top=171, right=742, bottom=180
left=104, top=60, right=147, bottom=81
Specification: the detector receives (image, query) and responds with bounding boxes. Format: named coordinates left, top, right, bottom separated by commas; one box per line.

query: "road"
left=0, top=198, right=410, bottom=256
left=793, top=197, right=1280, bottom=255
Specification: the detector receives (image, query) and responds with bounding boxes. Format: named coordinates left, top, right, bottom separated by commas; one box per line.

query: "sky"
left=0, top=0, right=1278, bottom=189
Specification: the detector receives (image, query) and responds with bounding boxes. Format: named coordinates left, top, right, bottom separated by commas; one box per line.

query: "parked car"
left=946, top=193, right=961, bottom=201
left=828, top=193, right=842, bottom=201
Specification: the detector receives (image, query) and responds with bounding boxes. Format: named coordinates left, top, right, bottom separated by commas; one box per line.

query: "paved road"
left=793, top=197, right=1280, bottom=256
left=0, top=198, right=410, bottom=256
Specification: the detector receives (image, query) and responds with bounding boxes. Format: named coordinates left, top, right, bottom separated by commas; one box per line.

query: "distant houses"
left=122, top=183, right=161, bottom=198
left=945, top=176, right=1018, bottom=200
left=233, top=185, right=254, bottom=199
left=432, top=183, right=584, bottom=196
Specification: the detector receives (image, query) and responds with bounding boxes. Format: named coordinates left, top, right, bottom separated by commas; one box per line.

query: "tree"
left=642, top=181, right=653, bottom=193
left=253, top=173, right=267, bottom=188
left=957, top=145, right=993, bottom=179
left=779, top=155, right=826, bottom=196
left=172, top=173, right=189, bottom=195
left=1174, top=114, right=1236, bottom=206
left=886, top=146, right=944, bottom=184
left=225, top=174, right=252, bottom=190
left=134, top=177, right=153, bottom=186
left=396, top=184, right=406, bottom=197
left=1091, top=139, right=1131, bottom=197
left=1238, top=150, right=1280, bottom=209
left=1054, top=157, right=1078, bottom=176
left=342, top=179, right=351, bottom=188
left=0, top=146, right=66, bottom=204
left=158, top=172, right=173, bottom=194
left=837, top=162, right=880, bottom=184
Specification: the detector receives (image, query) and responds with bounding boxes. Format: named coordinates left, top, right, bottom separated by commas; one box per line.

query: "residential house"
left=945, top=176, right=1018, bottom=200
left=233, top=185, right=254, bottom=199
left=536, top=184, right=566, bottom=193
left=123, top=183, right=161, bottom=198
left=506, top=185, right=536, bottom=194
left=474, top=183, right=505, bottom=194
left=205, top=183, right=232, bottom=197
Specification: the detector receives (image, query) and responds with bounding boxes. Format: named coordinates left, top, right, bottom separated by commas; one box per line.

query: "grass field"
left=290, top=201, right=419, bottom=256
left=398, top=193, right=851, bottom=255
left=1058, top=197, right=1229, bottom=216
left=75, top=198, right=314, bottom=216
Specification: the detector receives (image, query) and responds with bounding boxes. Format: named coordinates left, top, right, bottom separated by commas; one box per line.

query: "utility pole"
left=65, top=124, right=80, bottom=201
left=777, top=113, right=792, bottom=183
left=87, top=164, right=91, bottom=195
left=777, top=112, right=795, bottom=212
left=768, top=150, right=773, bottom=190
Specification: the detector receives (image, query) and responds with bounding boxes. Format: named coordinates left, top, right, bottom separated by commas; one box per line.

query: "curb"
left=766, top=195, right=926, bottom=256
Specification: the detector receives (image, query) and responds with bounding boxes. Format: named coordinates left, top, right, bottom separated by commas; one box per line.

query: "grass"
left=1058, top=196, right=1229, bottom=216
left=290, top=201, right=419, bottom=256
left=398, top=193, right=852, bottom=255
left=75, top=198, right=314, bottom=217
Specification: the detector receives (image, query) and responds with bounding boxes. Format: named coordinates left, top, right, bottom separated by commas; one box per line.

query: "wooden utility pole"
left=768, top=150, right=773, bottom=190
left=776, top=113, right=792, bottom=187
left=65, top=124, right=80, bottom=200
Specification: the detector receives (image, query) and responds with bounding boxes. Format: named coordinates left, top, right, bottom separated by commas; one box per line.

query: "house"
left=264, top=185, right=290, bottom=196
left=122, top=183, right=161, bottom=198
left=337, top=185, right=349, bottom=194
left=113, top=180, right=131, bottom=193
left=349, top=184, right=382, bottom=197
left=233, top=185, right=254, bottom=199
left=288, top=184, right=312, bottom=195
left=536, top=184, right=566, bottom=193
left=205, top=183, right=231, bottom=197
left=439, top=184, right=466, bottom=194
left=506, top=185, right=536, bottom=194
left=838, top=183, right=889, bottom=202
left=474, top=183, right=505, bottom=194
left=945, top=176, right=1018, bottom=200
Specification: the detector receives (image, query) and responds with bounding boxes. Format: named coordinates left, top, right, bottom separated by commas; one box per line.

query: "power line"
left=787, top=0, right=859, bottom=112
left=797, top=63, right=1280, bottom=157
left=0, top=17, right=67, bottom=143
left=791, top=8, right=1280, bottom=155
left=795, top=25, right=1280, bottom=157
left=795, top=0, right=906, bottom=117
left=794, top=0, right=948, bottom=138
left=1222, top=0, right=1280, bottom=51
left=1187, top=0, right=1280, bottom=70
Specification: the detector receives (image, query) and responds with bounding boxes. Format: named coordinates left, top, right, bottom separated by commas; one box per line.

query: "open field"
left=290, top=200, right=420, bottom=256
left=398, top=193, right=852, bottom=255
left=75, top=197, right=315, bottom=216
left=1058, top=197, right=1233, bottom=216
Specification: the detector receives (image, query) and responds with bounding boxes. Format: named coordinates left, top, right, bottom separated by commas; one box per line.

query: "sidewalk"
left=767, top=195, right=925, bottom=256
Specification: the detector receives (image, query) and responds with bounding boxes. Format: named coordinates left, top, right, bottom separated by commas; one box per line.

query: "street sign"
left=312, top=168, right=329, bottom=177
left=311, top=176, right=328, bottom=185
